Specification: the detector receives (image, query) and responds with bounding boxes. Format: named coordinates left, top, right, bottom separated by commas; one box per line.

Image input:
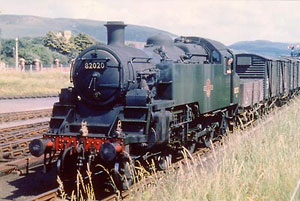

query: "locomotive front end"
left=72, top=22, right=129, bottom=107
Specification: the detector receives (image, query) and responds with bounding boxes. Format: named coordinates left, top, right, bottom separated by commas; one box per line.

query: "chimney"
left=104, top=21, right=127, bottom=46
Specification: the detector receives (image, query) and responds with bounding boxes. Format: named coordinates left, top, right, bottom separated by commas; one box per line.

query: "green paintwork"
left=167, top=62, right=239, bottom=114
left=232, top=71, right=240, bottom=105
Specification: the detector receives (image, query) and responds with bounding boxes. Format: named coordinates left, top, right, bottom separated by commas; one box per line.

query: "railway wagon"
left=236, top=53, right=300, bottom=101
left=235, top=53, right=300, bottom=127
left=281, top=56, right=300, bottom=93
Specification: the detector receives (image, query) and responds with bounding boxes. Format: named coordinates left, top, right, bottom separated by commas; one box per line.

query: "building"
left=63, top=31, right=72, bottom=41
left=56, top=30, right=72, bottom=42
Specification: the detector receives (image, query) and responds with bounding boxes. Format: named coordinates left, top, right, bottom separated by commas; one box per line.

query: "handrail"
left=131, top=57, right=152, bottom=63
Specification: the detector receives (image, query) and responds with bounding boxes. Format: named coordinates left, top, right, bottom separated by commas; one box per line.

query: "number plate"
left=84, top=62, right=106, bottom=70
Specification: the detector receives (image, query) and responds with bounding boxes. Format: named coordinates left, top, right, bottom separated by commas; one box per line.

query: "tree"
left=0, top=32, right=97, bottom=66
left=18, top=49, right=39, bottom=64
left=30, top=45, right=52, bottom=65
left=43, top=31, right=75, bottom=55
left=0, top=37, right=70, bottom=66
left=1, top=39, right=15, bottom=58
left=0, top=40, right=2, bottom=61
left=51, top=51, right=68, bottom=65
left=73, top=33, right=94, bottom=53
left=43, top=31, right=96, bottom=61
left=43, top=31, right=60, bottom=51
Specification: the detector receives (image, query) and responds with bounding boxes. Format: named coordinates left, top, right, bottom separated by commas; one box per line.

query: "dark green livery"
left=31, top=22, right=245, bottom=192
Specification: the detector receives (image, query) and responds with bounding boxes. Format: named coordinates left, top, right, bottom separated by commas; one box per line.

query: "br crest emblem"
left=203, top=79, right=214, bottom=97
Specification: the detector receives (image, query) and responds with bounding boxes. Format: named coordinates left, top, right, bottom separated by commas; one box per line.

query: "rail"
left=0, top=95, right=58, bottom=100
left=0, top=121, right=49, bottom=176
left=28, top=188, right=59, bottom=201
left=0, top=109, right=52, bottom=123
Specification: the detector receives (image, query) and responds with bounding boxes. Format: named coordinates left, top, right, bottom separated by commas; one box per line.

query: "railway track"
left=28, top=188, right=59, bottom=201
left=0, top=121, right=49, bottom=159
left=0, top=111, right=50, bottom=169
left=0, top=121, right=49, bottom=176
left=0, top=95, right=58, bottom=100
left=0, top=109, right=52, bottom=123
left=0, top=121, right=48, bottom=142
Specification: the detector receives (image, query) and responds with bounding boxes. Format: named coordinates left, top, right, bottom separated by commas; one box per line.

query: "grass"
left=129, top=97, right=300, bottom=201
left=57, top=168, right=96, bottom=201
left=0, top=69, right=71, bottom=97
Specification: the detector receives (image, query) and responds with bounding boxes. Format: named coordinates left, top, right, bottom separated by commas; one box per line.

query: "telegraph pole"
left=15, top=37, right=18, bottom=69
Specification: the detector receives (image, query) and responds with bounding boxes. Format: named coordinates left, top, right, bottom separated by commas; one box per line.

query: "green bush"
left=0, top=32, right=97, bottom=66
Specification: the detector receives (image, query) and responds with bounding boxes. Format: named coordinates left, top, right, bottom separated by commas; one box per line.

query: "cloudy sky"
left=0, top=0, right=299, bottom=45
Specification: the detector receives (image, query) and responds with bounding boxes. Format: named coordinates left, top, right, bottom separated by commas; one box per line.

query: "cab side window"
left=225, top=57, right=233, bottom=74
left=212, top=50, right=221, bottom=64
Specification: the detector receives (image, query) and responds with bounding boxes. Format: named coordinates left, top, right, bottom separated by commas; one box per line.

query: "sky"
left=0, top=0, right=299, bottom=45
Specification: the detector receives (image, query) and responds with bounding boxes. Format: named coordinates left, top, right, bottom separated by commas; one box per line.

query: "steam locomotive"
left=29, top=21, right=300, bottom=191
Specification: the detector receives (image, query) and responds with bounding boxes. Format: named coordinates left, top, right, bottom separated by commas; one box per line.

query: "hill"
left=0, top=14, right=176, bottom=42
left=229, top=40, right=295, bottom=57
left=0, top=15, right=298, bottom=58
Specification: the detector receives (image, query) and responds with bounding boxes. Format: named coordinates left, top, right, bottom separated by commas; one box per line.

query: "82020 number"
left=84, top=62, right=106, bottom=70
